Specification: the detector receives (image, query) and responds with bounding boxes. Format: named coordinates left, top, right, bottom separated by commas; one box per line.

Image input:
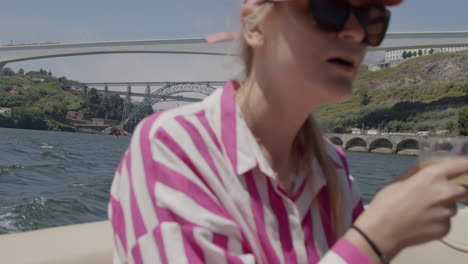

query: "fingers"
left=442, top=203, right=458, bottom=218
left=423, top=158, right=468, bottom=181
left=456, top=186, right=468, bottom=203
left=434, top=184, right=468, bottom=206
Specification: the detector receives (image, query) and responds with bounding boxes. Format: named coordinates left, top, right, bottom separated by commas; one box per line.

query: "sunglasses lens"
left=309, top=0, right=391, bottom=46
left=309, top=0, right=350, bottom=32
left=355, top=6, right=390, bottom=46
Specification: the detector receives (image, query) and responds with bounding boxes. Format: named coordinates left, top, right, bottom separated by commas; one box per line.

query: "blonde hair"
left=239, top=3, right=345, bottom=239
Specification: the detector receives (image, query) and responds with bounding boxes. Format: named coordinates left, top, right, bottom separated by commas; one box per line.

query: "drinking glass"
left=419, top=137, right=468, bottom=253
left=419, top=137, right=468, bottom=186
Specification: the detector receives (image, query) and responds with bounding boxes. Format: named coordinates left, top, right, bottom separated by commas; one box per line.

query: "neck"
left=235, top=73, right=317, bottom=169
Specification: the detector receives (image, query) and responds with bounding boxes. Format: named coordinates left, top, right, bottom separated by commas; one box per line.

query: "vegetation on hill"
left=316, top=53, right=468, bottom=136
left=2, top=52, right=468, bottom=135
left=0, top=68, right=126, bottom=131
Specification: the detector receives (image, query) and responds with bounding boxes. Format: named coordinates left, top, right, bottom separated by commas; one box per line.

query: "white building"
left=385, top=46, right=468, bottom=62
left=435, top=129, right=450, bottom=135
left=0, top=107, right=12, bottom=114
left=369, top=46, right=468, bottom=71
left=367, top=129, right=380, bottom=135
left=351, top=128, right=362, bottom=135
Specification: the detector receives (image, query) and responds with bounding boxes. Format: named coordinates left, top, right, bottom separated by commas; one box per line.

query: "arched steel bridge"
left=112, top=81, right=223, bottom=131
left=81, top=81, right=225, bottom=101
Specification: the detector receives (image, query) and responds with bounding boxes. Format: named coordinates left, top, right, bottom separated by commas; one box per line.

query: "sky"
left=1, top=0, right=468, bottom=84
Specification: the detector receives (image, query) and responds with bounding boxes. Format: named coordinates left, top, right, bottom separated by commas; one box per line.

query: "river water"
left=0, top=127, right=417, bottom=234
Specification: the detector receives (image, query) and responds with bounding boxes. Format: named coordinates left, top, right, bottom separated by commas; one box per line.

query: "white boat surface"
left=0, top=207, right=467, bottom=263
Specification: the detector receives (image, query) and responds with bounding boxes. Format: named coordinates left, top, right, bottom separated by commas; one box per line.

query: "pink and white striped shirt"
left=109, top=81, right=370, bottom=264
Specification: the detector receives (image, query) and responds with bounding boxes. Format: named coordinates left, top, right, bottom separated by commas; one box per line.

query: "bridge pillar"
left=0, top=62, right=6, bottom=90
left=143, top=84, right=151, bottom=103
left=342, top=139, right=349, bottom=150
left=121, top=85, right=132, bottom=124
left=392, top=145, right=397, bottom=154
left=145, top=84, right=151, bottom=97
left=126, top=84, right=132, bottom=102
left=104, top=84, right=109, bottom=100
left=82, top=85, right=88, bottom=97
left=102, top=84, right=110, bottom=120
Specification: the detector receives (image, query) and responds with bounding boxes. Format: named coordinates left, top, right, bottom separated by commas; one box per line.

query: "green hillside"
left=0, top=69, right=125, bottom=132
left=316, top=53, right=468, bottom=135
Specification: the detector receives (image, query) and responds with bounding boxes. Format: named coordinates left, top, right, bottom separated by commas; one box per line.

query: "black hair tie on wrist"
left=351, top=225, right=390, bottom=264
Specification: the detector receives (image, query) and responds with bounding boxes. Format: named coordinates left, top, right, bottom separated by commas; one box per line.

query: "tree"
left=402, top=51, right=408, bottom=59
left=445, top=120, right=456, bottom=133
left=43, top=101, right=68, bottom=122
left=86, top=88, right=101, bottom=105
left=359, top=88, right=371, bottom=106
left=408, top=52, right=413, bottom=58
left=11, top=106, right=47, bottom=130
left=387, top=120, right=404, bottom=132
left=58, top=76, right=68, bottom=83
left=332, top=125, right=345, bottom=134
left=18, top=68, right=25, bottom=75
left=429, top=48, right=434, bottom=54
left=1, top=67, right=15, bottom=77
left=458, top=107, right=468, bottom=136
left=413, top=51, right=417, bottom=57
left=107, top=94, right=124, bottom=120
left=82, top=88, right=105, bottom=119
left=418, top=49, right=423, bottom=56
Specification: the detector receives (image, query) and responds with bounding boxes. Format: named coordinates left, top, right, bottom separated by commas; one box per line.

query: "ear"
left=240, top=6, right=265, bottom=48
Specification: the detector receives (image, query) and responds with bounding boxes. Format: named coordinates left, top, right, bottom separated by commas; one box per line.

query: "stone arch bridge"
left=325, top=133, right=425, bottom=154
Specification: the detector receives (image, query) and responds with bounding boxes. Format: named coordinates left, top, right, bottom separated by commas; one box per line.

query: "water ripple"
left=1, top=128, right=418, bottom=234
left=0, top=164, right=25, bottom=169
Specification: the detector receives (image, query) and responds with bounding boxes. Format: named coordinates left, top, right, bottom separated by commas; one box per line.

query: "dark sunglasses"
left=309, top=0, right=391, bottom=46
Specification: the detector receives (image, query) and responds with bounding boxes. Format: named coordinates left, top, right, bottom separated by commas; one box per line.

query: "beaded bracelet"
left=351, top=225, right=390, bottom=264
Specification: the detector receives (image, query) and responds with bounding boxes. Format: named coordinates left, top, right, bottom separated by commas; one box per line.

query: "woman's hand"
left=352, top=158, right=468, bottom=260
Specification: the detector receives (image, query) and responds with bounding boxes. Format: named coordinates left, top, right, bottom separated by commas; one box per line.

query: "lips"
left=328, top=58, right=354, bottom=67
left=327, top=56, right=358, bottom=73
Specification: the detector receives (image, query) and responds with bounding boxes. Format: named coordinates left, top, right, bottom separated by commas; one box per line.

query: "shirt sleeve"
left=320, top=238, right=375, bottom=264
left=108, top=115, right=256, bottom=264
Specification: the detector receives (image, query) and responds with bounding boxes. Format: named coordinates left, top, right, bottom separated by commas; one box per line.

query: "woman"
left=109, top=0, right=468, bottom=263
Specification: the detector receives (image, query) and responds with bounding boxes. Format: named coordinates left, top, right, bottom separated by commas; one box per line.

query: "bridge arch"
left=369, top=138, right=394, bottom=153
left=345, top=137, right=367, bottom=151
left=121, top=82, right=216, bottom=131
left=396, top=139, right=419, bottom=154
left=329, top=137, right=344, bottom=147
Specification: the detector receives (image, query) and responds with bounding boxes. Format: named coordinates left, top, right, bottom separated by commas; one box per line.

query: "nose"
left=337, top=12, right=366, bottom=44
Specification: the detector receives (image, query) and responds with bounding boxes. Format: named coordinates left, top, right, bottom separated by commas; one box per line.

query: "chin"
left=319, top=79, right=354, bottom=103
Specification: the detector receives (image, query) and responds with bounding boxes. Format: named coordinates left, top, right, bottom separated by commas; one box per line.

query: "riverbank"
left=344, top=146, right=419, bottom=156
left=76, top=127, right=131, bottom=136
left=0, top=125, right=131, bottom=136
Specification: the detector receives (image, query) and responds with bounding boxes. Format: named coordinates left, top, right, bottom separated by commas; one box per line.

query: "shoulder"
left=134, top=102, right=203, bottom=138
left=133, top=88, right=223, bottom=142
left=130, top=89, right=224, bottom=162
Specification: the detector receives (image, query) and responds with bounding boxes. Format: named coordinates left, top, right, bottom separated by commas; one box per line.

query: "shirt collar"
left=205, top=80, right=330, bottom=193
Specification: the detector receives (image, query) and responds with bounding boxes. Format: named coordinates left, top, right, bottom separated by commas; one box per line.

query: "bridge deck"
left=1, top=32, right=468, bottom=65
